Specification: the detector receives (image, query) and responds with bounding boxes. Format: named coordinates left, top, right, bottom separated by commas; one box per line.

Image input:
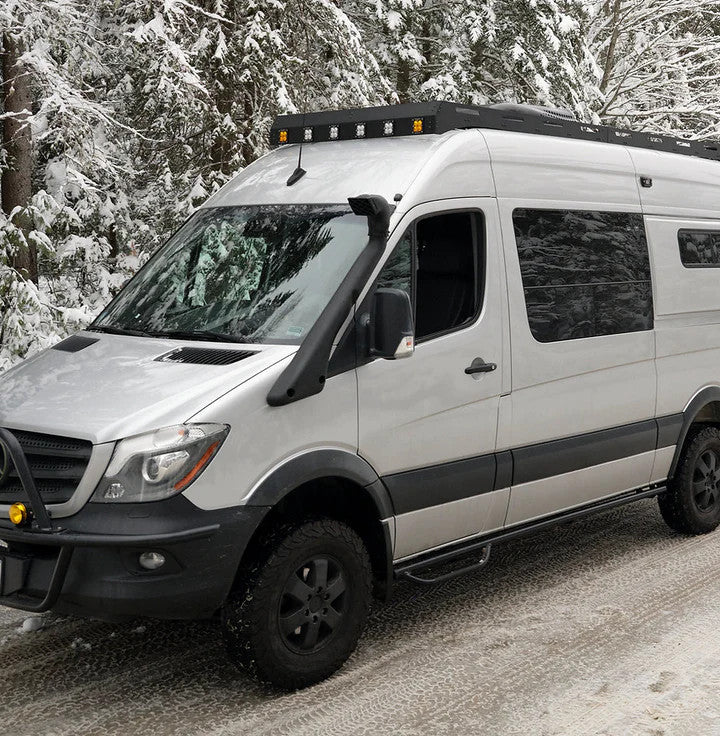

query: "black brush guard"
left=0, top=427, right=219, bottom=612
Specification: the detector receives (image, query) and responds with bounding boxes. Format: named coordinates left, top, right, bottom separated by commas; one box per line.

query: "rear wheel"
left=222, top=519, right=372, bottom=689
left=659, top=425, right=720, bottom=534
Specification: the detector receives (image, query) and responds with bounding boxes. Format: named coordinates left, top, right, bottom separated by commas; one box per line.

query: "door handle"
left=465, top=358, right=497, bottom=375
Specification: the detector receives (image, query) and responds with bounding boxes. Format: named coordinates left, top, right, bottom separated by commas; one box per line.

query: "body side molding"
left=512, top=419, right=657, bottom=486
left=245, top=449, right=394, bottom=519
left=383, top=414, right=683, bottom=517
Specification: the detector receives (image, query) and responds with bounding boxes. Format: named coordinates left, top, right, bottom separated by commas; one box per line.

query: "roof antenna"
left=287, top=18, right=310, bottom=187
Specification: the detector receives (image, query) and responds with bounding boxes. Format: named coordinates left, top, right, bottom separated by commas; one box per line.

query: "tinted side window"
left=678, top=229, right=720, bottom=267
left=375, top=211, right=482, bottom=341
left=513, top=209, right=653, bottom=343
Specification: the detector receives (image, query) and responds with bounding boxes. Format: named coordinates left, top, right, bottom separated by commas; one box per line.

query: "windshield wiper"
left=147, top=329, right=247, bottom=344
left=87, top=324, right=153, bottom=337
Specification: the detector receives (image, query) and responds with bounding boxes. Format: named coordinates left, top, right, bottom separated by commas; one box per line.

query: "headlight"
left=91, top=424, right=229, bottom=503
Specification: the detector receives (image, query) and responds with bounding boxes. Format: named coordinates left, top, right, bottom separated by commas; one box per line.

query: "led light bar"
left=268, top=101, right=720, bottom=163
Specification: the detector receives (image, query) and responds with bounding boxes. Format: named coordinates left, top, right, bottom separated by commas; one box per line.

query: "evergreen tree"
left=591, top=0, right=720, bottom=136
left=1, top=0, right=718, bottom=370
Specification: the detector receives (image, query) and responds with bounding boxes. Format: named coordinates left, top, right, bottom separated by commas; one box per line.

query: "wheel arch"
left=237, top=450, right=395, bottom=600
left=670, top=386, right=720, bottom=478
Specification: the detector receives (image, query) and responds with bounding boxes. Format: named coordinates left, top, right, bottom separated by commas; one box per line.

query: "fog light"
left=139, top=551, right=166, bottom=570
left=9, top=502, right=29, bottom=526
left=104, top=483, right=125, bottom=500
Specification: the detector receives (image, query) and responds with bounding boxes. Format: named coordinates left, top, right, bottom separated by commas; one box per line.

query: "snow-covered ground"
left=2, top=498, right=720, bottom=736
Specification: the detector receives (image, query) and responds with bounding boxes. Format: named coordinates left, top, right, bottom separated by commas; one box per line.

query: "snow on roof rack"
left=269, top=101, right=720, bottom=163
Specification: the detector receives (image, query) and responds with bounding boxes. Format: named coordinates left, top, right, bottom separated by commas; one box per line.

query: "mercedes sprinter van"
left=2, top=101, right=720, bottom=688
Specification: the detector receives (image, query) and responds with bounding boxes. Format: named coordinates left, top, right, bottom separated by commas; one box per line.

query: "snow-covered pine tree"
left=591, top=0, right=720, bottom=137
left=0, top=0, right=131, bottom=369
left=351, top=0, right=600, bottom=116
left=477, top=0, right=601, bottom=117
left=2, top=0, right=719, bottom=372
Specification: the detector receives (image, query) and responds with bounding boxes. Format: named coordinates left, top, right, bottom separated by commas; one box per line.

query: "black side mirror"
left=370, top=288, right=415, bottom=359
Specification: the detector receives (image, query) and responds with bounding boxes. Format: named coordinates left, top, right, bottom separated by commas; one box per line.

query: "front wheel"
left=659, top=425, right=720, bottom=534
left=222, top=519, right=372, bottom=689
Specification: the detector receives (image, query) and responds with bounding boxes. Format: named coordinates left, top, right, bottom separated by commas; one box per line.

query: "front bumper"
left=0, top=498, right=269, bottom=620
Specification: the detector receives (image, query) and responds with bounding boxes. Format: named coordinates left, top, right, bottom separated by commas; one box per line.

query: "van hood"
left=0, top=332, right=294, bottom=444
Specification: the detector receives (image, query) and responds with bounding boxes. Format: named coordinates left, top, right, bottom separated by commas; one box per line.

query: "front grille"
left=0, top=429, right=92, bottom=505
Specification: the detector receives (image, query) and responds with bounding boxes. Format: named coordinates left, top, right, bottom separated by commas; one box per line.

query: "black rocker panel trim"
left=384, top=454, right=496, bottom=516
left=383, top=415, right=683, bottom=516
left=495, top=450, right=513, bottom=490
left=657, top=413, right=684, bottom=449
left=512, top=419, right=657, bottom=486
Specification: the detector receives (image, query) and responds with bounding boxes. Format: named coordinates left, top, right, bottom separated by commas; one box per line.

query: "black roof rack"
left=269, top=101, right=720, bottom=163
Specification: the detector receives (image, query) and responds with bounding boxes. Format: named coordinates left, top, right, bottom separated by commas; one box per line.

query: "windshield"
left=93, top=205, right=368, bottom=344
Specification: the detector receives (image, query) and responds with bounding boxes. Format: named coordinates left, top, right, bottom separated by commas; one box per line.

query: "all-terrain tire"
left=659, top=425, right=720, bottom=534
left=222, top=518, right=372, bottom=690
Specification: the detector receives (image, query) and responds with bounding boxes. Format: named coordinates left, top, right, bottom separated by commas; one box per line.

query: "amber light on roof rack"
left=268, top=100, right=720, bottom=163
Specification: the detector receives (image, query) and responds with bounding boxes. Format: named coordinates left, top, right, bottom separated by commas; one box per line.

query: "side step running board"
left=394, top=485, right=665, bottom=585
left=398, top=545, right=491, bottom=585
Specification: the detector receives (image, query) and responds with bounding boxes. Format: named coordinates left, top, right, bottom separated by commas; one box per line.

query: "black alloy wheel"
left=279, top=556, right=347, bottom=654
left=222, top=518, right=372, bottom=689
left=692, top=448, right=720, bottom=513
left=660, top=425, right=720, bottom=534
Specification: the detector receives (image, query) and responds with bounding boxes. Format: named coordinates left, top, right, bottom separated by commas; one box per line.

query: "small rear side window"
left=678, top=229, right=720, bottom=267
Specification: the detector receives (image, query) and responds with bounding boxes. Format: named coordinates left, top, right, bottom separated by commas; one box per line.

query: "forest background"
left=1, top=0, right=719, bottom=369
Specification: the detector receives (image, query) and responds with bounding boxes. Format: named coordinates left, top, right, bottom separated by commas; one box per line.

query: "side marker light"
left=173, top=441, right=220, bottom=491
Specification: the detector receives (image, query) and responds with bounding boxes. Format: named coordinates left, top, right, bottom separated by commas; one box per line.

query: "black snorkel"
left=266, top=194, right=392, bottom=406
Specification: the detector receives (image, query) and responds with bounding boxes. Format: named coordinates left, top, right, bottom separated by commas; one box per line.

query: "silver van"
left=2, top=102, right=720, bottom=689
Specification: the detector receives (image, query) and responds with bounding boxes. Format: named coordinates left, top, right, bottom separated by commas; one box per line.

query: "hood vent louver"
left=52, top=335, right=99, bottom=352
left=156, top=347, right=258, bottom=366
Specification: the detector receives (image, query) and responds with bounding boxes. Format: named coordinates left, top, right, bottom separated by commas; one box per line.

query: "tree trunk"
left=1, top=32, right=37, bottom=283
left=599, top=0, right=622, bottom=94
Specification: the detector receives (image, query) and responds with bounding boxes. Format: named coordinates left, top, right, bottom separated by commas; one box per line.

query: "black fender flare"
left=669, top=386, right=720, bottom=478
left=245, top=449, right=395, bottom=520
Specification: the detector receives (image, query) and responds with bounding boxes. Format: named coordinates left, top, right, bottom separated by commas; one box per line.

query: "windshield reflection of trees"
left=112, top=205, right=342, bottom=342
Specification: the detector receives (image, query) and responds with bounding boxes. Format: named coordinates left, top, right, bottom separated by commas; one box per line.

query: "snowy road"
left=3, top=498, right=720, bottom=736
